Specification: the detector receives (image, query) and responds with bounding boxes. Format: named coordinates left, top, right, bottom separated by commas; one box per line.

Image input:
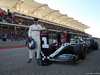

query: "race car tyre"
left=74, top=44, right=87, bottom=60
left=91, top=42, right=98, bottom=50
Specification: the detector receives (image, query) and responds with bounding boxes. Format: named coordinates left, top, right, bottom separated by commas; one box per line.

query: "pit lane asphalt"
left=0, top=41, right=100, bottom=75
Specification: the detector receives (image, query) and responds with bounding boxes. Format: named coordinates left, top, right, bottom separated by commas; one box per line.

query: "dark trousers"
left=57, top=39, right=61, bottom=45
left=67, top=38, right=70, bottom=43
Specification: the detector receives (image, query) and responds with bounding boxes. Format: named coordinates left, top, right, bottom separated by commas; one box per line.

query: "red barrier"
left=0, top=46, right=27, bottom=50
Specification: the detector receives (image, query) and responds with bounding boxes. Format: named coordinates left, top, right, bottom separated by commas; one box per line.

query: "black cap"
left=34, top=18, right=38, bottom=21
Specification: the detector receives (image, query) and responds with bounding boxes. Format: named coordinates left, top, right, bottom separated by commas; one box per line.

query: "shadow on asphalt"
left=52, top=60, right=80, bottom=66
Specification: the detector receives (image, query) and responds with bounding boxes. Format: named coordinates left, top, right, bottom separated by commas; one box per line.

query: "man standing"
left=57, top=32, right=61, bottom=45
left=28, top=18, right=45, bottom=63
left=67, top=31, right=71, bottom=43
left=64, top=32, right=68, bottom=42
left=64, top=31, right=71, bottom=43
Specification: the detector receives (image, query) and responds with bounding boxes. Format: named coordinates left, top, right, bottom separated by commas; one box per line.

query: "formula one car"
left=70, top=37, right=98, bottom=51
left=40, top=30, right=98, bottom=64
left=49, top=42, right=87, bottom=63
left=49, top=38, right=98, bottom=63
left=40, top=30, right=87, bottom=64
left=82, top=38, right=98, bottom=51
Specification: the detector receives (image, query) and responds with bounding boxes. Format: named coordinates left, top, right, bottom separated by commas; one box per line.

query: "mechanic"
left=75, top=35, right=78, bottom=39
left=28, top=18, right=45, bottom=64
left=64, top=32, right=68, bottom=42
left=57, top=32, right=61, bottom=45
left=64, top=31, right=71, bottom=43
left=67, top=31, right=71, bottom=43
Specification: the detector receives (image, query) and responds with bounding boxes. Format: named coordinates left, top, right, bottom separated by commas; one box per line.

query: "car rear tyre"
left=91, top=42, right=98, bottom=50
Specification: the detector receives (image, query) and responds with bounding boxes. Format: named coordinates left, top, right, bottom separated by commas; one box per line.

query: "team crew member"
left=64, top=32, right=68, bottom=42
left=67, top=31, right=71, bottom=43
left=28, top=18, right=45, bottom=63
left=57, top=33, right=61, bottom=45
left=64, top=31, right=71, bottom=43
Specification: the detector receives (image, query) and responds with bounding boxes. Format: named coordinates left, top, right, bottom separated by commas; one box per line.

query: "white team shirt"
left=28, top=24, right=45, bottom=38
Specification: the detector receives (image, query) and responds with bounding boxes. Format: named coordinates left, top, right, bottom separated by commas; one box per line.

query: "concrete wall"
left=0, top=39, right=65, bottom=48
